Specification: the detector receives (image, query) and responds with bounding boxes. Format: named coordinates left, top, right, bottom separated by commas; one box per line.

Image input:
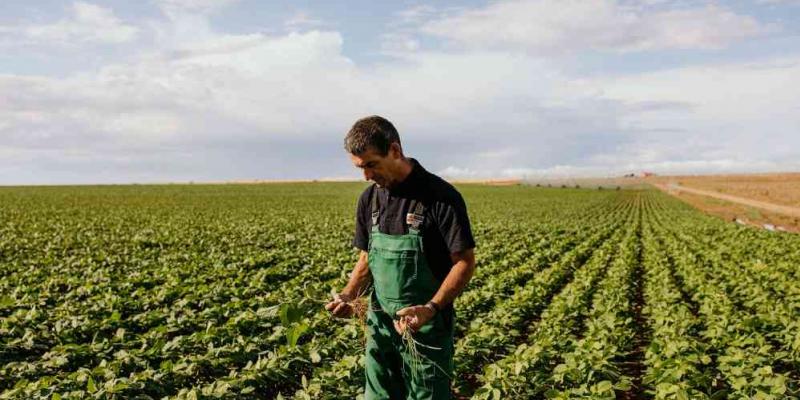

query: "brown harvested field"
left=652, top=173, right=800, bottom=208
left=659, top=187, right=800, bottom=232
left=650, top=172, right=800, bottom=233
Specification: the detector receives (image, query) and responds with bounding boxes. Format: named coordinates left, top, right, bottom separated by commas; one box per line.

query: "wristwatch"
left=424, top=301, right=441, bottom=315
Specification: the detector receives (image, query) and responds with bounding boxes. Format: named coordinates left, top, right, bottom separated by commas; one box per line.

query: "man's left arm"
left=395, top=248, right=475, bottom=332
left=395, top=192, right=476, bottom=333
left=431, top=248, right=475, bottom=307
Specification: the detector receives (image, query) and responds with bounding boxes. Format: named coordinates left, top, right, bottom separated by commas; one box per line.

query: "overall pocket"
left=369, top=247, right=419, bottom=301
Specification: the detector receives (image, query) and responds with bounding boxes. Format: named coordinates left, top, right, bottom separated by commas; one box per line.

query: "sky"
left=1, top=0, right=799, bottom=184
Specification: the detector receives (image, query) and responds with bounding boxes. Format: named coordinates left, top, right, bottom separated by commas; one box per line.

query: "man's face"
left=350, top=144, right=401, bottom=188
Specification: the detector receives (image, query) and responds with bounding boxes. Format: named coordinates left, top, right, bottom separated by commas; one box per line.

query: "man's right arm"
left=325, top=250, right=370, bottom=318
left=327, top=187, right=372, bottom=318
left=342, top=250, right=371, bottom=299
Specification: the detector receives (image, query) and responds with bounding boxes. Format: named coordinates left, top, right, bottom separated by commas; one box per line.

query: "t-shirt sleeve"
left=434, top=192, right=476, bottom=254
left=352, top=187, right=371, bottom=251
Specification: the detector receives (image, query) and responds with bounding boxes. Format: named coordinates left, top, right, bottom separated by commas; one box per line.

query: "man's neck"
left=395, top=157, right=413, bottom=184
left=385, top=158, right=413, bottom=191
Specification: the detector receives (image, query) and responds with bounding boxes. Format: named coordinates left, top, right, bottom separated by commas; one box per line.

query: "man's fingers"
left=396, top=306, right=415, bottom=316
left=332, top=302, right=351, bottom=317
left=325, top=299, right=346, bottom=316
left=404, top=315, right=420, bottom=332
left=394, top=319, right=406, bottom=335
left=324, top=300, right=338, bottom=311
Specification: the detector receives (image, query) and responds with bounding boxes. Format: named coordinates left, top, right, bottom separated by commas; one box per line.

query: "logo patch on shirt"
left=406, top=213, right=424, bottom=230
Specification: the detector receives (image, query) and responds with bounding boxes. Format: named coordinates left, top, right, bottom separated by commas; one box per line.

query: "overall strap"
left=370, top=185, right=380, bottom=229
left=406, top=199, right=426, bottom=235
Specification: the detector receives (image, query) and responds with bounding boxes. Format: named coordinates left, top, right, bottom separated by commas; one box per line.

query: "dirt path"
left=653, top=183, right=800, bottom=218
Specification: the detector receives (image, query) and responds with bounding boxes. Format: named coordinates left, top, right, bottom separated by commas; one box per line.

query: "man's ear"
left=389, top=142, right=403, bottom=159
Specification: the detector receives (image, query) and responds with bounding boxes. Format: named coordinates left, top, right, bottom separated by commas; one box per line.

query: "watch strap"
left=425, top=300, right=441, bottom=313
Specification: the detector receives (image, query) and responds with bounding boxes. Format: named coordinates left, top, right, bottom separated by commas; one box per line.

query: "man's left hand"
left=394, top=305, right=435, bottom=334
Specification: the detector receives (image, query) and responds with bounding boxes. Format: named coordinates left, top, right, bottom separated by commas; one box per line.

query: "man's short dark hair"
left=344, top=115, right=401, bottom=156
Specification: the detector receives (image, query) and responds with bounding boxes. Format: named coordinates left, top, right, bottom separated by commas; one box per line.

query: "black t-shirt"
left=353, top=158, right=476, bottom=282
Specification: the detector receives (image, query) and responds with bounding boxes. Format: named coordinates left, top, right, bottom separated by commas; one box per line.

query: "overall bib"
left=364, top=190, right=454, bottom=400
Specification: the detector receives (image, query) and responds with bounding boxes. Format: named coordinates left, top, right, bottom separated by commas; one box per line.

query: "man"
left=325, top=115, right=476, bottom=400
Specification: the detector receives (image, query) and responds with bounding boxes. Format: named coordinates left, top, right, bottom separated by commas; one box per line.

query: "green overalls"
left=364, top=189, right=455, bottom=400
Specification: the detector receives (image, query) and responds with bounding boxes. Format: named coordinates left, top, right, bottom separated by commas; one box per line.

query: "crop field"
left=2, top=183, right=799, bottom=399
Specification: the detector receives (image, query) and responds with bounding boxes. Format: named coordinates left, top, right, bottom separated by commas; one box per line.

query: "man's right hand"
left=325, top=292, right=355, bottom=318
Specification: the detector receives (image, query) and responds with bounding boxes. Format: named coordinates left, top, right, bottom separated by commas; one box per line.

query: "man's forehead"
left=350, top=149, right=383, bottom=166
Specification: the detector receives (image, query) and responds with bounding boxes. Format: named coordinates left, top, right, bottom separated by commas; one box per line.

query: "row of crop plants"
left=471, top=192, right=641, bottom=399
left=639, top=208, right=717, bottom=399
left=544, top=194, right=644, bottom=399
left=647, top=194, right=797, bottom=399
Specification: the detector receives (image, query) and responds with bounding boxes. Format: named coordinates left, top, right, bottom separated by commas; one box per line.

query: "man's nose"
left=363, top=169, right=373, bottom=181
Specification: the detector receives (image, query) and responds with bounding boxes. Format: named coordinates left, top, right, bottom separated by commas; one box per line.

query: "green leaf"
left=595, top=380, right=613, bottom=393
left=544, top=389, right=562, bottom=398
left=709, top=389, right=729, bottom=400
left=0, top=296, right=15, bottom=308
left=280, top=302, right=304, bottom=326
left=87, top=376, right=97, bottom=393
left=110, top=382, right=130, bottom=393
left=213, top=382, right=230, bottom=397
left=286, top=323, right=309, bottom=347
left=731, top=377, right=747, bottom=390
left=160, top=360, right=174, bottom=372
left=309, top=349, right=321, bottom=363
left=614, top=380, right=632, bottom=391
left=492, top=388, right=502, bottom=400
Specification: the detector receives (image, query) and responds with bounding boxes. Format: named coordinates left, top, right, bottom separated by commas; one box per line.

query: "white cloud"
left=596, top=57, right=800, bottom=136
left=420, top=0, right=769, bottom=53
left=756, top=0, right=800, bottom=5
left=0, top=29, right=363, bottom=183
left=396, top=5, right=438, bottom=25
left=438, top=166, right=482, bottom=179
left=155, top=0, right=239, bottom=18
left=583, top=57, right=800, bottom=172
left=0, top=2, right=798, bottom=184
left=438, top=159, right=800, bottom=180
left=5, top=45, right=799, bottom=182
left=0, top=2, right=138, bottom=46
left=416, top=53, right=800, bottom=179
left=284, top=11, right=325, bottom=30
left=380, top=32, right=421, bottom=54
left=380, top=6, right=438, bottom=56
